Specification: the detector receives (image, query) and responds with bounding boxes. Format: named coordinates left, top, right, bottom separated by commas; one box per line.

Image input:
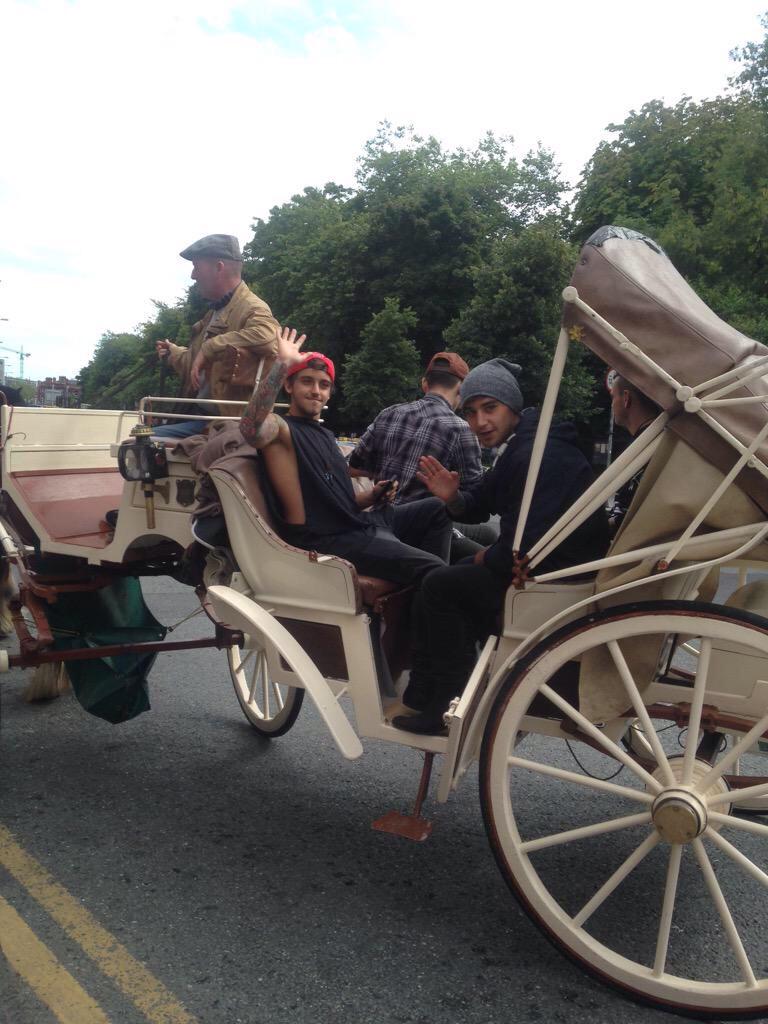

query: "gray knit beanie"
left=460, top=358, right=523, bottom=412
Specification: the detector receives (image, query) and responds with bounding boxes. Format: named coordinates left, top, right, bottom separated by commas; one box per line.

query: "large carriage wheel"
left=227, top=638, right=304, bottom=737
left=481, top=601, right=768, bottom=1018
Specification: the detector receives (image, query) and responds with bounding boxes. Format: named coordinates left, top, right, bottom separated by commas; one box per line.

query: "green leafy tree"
left=78, top=295, right=205, bottom=409
left=78, top=331, right=145, bottom=408
left=444, top=224, right=596, bottom=421
left=571, top=93, right=768, bottom=342
left=244, top=185, right=366, bottom=367
left=730, top=11, right=768, bottom=107
left=245, top=125, right=570, bottom=368
left=340, top=298, right=421, bottom=427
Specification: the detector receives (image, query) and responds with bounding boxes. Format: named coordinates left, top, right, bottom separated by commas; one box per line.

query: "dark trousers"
left=317, top=497, right=451, bottom=586
left=410, top=562, right=511, bottom=701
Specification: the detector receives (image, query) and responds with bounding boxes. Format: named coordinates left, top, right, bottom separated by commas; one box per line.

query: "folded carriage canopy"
left=563, top=225, right=768, bottom=513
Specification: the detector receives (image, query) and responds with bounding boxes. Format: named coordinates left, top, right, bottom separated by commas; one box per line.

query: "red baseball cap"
left=286, top=352, right=335, bottom=382
left=425, top=351, right=469, bottom=380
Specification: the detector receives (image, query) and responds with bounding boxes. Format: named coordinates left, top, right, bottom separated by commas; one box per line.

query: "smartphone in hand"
left=373, top=479, right=398, bottom=506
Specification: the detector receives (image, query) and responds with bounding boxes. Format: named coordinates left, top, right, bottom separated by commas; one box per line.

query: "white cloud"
left=0, top=0, right=765, bottom=380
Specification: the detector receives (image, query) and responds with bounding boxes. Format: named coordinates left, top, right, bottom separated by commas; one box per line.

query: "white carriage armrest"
left=210, top=465, right=363, bottom=614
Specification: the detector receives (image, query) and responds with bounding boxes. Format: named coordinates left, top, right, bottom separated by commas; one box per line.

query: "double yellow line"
left=0, top=824, right=198, bottom=1024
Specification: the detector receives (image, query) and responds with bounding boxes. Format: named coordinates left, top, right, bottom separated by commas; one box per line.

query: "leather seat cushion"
left=357, top=575, right=399, bottom=606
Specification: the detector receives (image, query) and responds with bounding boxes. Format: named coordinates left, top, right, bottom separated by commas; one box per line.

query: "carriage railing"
left=534, top=522, right=768, bottom=584
left=137, top=395, right=290, bottom=425
left=510, top=523, right=768, bottom=672
left=137, top=355, right=284, bottom=426
left=496, top=285, right=768, bottom=654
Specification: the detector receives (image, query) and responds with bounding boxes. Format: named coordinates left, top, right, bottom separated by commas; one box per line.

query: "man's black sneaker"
left=392, top=707, right=449, bottom=736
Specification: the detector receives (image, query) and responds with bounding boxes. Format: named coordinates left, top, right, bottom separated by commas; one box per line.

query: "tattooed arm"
left=239, top=327, right=306, bottom=449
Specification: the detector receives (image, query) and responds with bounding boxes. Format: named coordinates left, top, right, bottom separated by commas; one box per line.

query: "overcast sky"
left=1, top=0, right=765, bottom=382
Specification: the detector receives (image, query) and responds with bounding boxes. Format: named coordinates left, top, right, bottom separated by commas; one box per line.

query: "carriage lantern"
left=117, top=424, right=168, bottom=529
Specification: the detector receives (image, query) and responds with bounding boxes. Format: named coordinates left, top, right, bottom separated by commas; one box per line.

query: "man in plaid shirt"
left=348, top=352, right=483, bottom=504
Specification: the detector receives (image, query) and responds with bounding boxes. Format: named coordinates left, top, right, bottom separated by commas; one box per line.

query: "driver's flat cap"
left=179, top=234, right=242, bottom=261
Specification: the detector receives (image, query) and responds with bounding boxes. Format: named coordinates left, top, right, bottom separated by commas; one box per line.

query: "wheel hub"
left=649, top=755, right=731, bottom=843
left=652, top=788, right=706, bottom=843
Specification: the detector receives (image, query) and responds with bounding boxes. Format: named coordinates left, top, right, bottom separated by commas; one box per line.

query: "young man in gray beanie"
left=392, top=357, right=609, bottom=734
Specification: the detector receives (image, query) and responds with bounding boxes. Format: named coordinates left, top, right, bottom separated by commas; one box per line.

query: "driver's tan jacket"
left=165, top=281, right=279, bottom=417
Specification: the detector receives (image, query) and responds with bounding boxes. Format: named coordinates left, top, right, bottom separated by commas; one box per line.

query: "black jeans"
left=410, top=562, right=511, bottom=701
left=317, top=497, right=451, bottom=586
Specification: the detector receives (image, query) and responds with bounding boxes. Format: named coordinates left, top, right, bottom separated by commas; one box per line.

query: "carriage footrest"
left=371, top=751, right=435, bottom=842
left=371, top=810, right=432, bottom=842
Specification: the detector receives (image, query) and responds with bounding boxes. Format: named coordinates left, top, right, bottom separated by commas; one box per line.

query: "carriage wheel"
left=227, top=639, right=304, bottom=737
left=480, top=601, right=768, bottom=1018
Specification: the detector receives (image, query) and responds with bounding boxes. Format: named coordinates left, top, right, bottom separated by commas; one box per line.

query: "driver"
left=154, top=234, right=280, bottom=437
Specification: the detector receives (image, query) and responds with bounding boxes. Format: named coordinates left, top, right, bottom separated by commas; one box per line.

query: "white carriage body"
left=4, top=229, right=768, bottom=1016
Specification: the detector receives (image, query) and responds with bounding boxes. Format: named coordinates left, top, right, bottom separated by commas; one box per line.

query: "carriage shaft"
left=5, top=627, right=244, bottom=670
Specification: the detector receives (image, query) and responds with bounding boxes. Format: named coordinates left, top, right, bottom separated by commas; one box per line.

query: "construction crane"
left=0, top=343, right=31, bottom=379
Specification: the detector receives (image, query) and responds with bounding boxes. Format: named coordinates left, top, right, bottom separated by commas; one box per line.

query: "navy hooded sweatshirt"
left=457, top=408, right=609, bottom=577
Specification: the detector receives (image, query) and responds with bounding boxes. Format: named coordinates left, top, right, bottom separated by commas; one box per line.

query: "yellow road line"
left=0, top=895, right=109, bottom=1024
left=0, top=824, right=197, bottom=1024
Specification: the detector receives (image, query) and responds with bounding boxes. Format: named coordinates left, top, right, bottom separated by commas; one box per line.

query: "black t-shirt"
left=261, top=415, right=372, bottom=549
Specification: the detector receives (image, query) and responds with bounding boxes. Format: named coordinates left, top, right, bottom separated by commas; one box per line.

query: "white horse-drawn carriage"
left=3, top=227, right=768, bottom=1017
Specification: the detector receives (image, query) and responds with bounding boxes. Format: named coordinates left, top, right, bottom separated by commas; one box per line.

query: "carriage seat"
left=209, top=454, right=403, bottom=613
left=9, top=468, right=124, bottom=549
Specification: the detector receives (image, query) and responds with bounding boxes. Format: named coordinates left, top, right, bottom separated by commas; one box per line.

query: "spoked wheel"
left=227, top=639, right=304, bottom=737
left=481, top=601, right=768, bottom=1018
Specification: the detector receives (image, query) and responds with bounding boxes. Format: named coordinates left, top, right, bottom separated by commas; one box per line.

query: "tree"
left=245, top=126, right=570, bottom=368
left=78, top=331, right=145, bottom=408
left=443, top=224, right=596, bottom=421
left=571, top=94, right=768, bottom=343
left=78, top=296, right=204, bottom=409
left=730, top=11, right=768, bottom=108
left=340, top=299, right=421, bottom=427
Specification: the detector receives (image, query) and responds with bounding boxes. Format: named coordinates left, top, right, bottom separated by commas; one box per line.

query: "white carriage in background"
left=3, top=226, right=768, bottom=1017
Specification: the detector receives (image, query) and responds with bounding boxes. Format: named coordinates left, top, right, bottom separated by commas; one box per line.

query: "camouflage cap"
left=179, top=234, right=242, bottom=261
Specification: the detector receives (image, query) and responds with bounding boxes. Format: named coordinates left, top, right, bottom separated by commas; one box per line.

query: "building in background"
left=36, top=376, right=81, bottom=408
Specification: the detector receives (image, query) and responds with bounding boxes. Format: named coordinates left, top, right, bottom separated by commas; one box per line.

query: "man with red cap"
left=238, top=328, right=451, bottom=585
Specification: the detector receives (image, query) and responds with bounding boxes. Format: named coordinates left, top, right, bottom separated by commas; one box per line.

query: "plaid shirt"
left=349, top=393, right=483, bottom=504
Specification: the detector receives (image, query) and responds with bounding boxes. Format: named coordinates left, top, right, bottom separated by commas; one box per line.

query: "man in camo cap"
left=154, top=234, right=279, bottom=436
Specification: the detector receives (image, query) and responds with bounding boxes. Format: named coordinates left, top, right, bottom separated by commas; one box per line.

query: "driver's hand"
left=190, top=350, right=210, bottom=392
left=156, top=339, right=171, bottom=358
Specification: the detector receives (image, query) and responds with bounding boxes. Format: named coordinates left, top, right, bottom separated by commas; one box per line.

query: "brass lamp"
left=117, top=424, right=169, bottom=529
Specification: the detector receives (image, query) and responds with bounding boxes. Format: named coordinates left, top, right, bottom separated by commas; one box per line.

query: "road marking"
left=0, top=895, right=109, bottom=1024
left=0, top=824, right=197, bottom=1024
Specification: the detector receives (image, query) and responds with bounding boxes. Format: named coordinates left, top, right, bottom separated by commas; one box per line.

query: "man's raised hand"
left=417, top=455, right=460, bottom=503
left=277, top=327, right=307, bottom=368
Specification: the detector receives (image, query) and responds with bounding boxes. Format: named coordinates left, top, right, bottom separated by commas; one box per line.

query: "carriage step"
left=371, top=751, right=434, bottom=842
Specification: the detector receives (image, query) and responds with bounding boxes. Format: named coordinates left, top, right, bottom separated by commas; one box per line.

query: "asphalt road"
left=0, top=575, right=763, bottom=1024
